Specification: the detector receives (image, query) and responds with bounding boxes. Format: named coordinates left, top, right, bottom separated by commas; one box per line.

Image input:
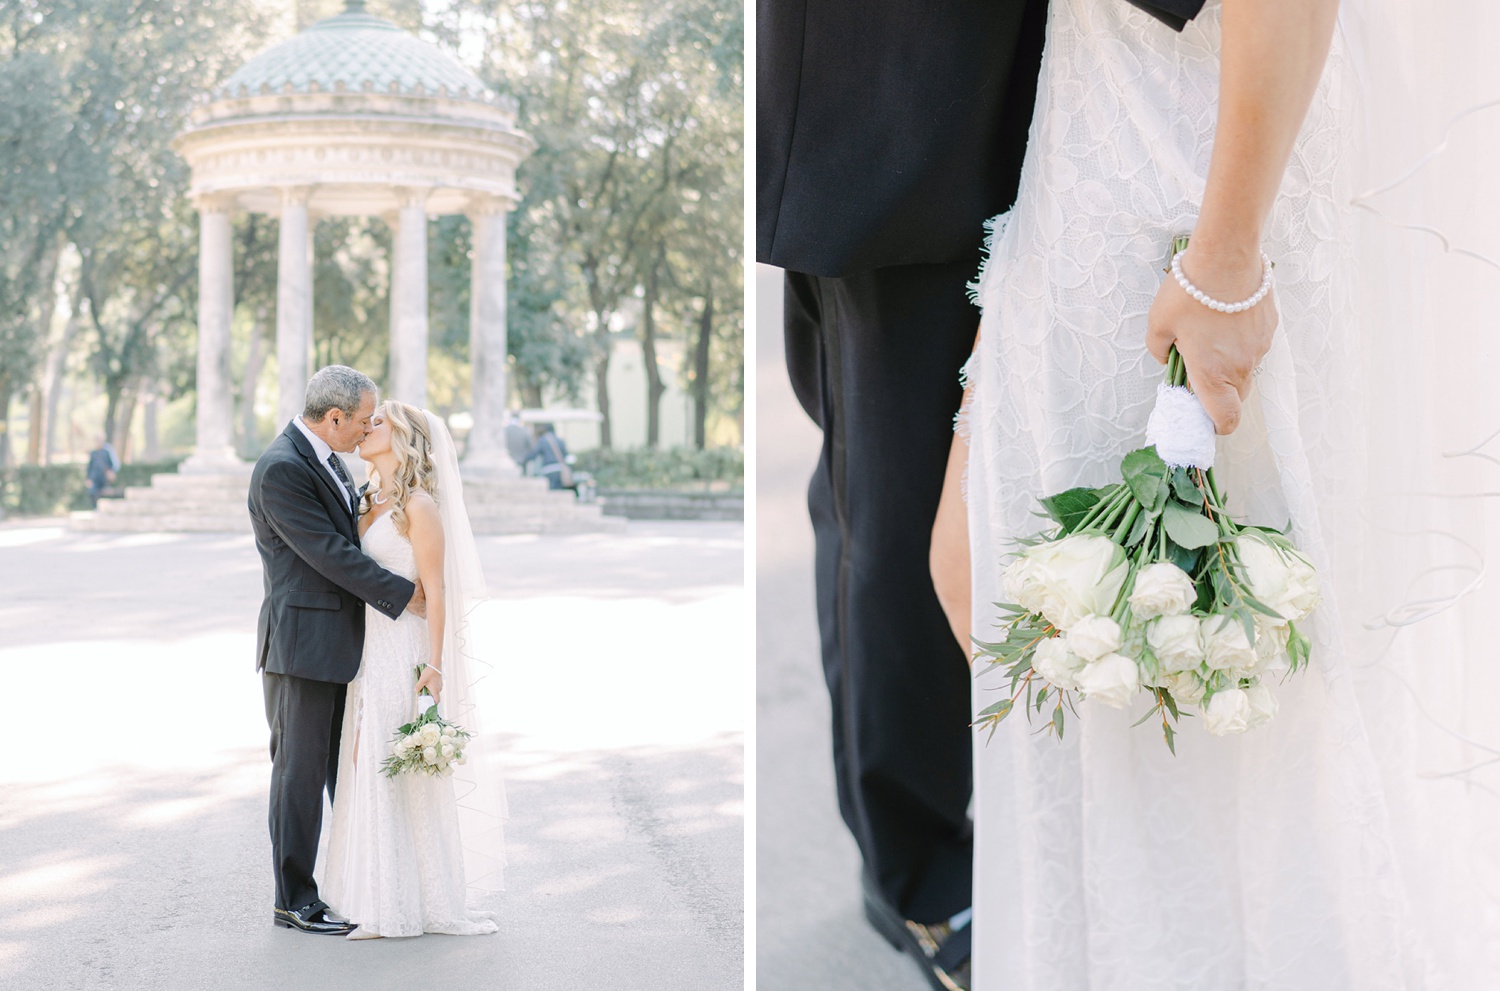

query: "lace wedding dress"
left=965, top=1, right=1497, bottom=987
left=322, top=510, right=498, bottom=937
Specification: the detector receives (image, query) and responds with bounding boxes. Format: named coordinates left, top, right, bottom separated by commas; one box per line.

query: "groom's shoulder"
left=250, top=432, right=307, bottom=488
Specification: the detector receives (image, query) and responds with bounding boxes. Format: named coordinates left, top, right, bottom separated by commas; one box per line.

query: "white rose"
left=1032, top=636, right=1086, bottom=691
left=1235, top=535, right=1321, bottom=623
left=1024, top=534, right=1130, bottom=630
left=420, top=724, right=441, bottom=743
left=1164, top=670, right=1206, bottom=705
left=1129, top=562, right=1197, bottom=619
left=1201, top=616, right=1256, bottom=672
left=440, top=725, right=455, bottom=738
left=1075, top=652, right=1140, bottom=709
left=1244, top=682, right=1278, bottom=728
left=1065, top=615, right=1122, bottom=662
left=1146, top=614, right=1205, bottom=673
left=441, top=743, right=456, bottom=758
left=1202, top=688, right=1253, bottom=736
left=423, top=746, right=439, bottom=763
left=1002, top=556, right=1045, bottom=614
left=1249, top=619, right=1291, bottom=677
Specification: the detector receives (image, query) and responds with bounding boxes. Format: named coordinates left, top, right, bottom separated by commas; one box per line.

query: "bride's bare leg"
left=931, top=409, right=973, bottom=659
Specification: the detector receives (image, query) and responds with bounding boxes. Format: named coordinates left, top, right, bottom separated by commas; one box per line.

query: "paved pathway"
left=0, top=518, right=743, bottom=991
left=755, top=264, right=920, bottom=991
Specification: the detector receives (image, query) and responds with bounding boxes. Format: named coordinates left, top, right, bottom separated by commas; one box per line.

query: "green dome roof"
left=217, top=6, right=492, bottom=100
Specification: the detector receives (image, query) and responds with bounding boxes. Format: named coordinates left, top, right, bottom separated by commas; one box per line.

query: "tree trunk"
left=0, top=381, right=13, bottom=472
left=142, top=380, right=161, bottom=461
left=641, top=248, right=667, bottom=449
left=593, top=310, right=614, bottom=450
left=26, top=388, right=43, bottom=465
left=113, top=383, right=138, bottom=463
left=693, top=283, right=713, bottom=450
left=594, top=348, right=613, bottom=450
left=24, top=236, right=63, bottom=465
left=41, top=311, right=79, bottom=465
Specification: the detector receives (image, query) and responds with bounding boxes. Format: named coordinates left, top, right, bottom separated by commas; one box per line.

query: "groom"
left=247, top=364, right=425, bottom=935
left=759, top=0, right=1203, bottom=988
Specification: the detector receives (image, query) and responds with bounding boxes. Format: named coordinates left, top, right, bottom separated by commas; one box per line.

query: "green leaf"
left=1038, top=487, right=1103, bottom=533
left=1162, top=689, right=1181, bottom=721
left=1163, top=721, right=1177, bottom=756
left=1162, top=501, right=1222, bottom=550
left=978, top=698, right=1015, bottom=719
left=1125, top=510, right=1152, bottom=548
left=1035, top=685, right=1048, bottom=712
left=1052, top=705, right=1065, bottom=740
left=1171, top=467, right=1203, bottom=505
left=1170, top=542, right=1202, bottom=577
left=1121, top=447, right=1169, bottom=510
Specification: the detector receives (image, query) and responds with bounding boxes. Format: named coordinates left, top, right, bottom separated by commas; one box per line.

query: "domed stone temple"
left=80, top=0, right=620, bottom=533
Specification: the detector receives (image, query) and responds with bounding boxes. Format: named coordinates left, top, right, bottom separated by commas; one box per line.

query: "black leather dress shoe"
left=274, top=904, right=357, bottom=935
left=861, top=873, right=972, bottom=991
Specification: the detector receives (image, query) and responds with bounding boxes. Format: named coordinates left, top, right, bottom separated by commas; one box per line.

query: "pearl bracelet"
left=1170, top=249, right=1273, bottom=314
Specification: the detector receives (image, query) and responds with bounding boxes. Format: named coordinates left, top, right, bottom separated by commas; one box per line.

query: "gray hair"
left=303, top=365, right=377, bottom=422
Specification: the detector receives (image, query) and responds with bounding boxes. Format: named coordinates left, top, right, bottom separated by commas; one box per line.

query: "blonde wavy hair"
left=362, top=400, right=439, bottom=536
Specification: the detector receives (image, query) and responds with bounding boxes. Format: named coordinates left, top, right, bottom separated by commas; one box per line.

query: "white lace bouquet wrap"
left=380, top=664, right=473, bottom=777
left=974, top=347, right=1319, bottom=753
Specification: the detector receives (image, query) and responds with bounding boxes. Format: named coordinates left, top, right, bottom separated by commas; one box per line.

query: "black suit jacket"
left=756, top=0, right=1205, bottom=278
left=248, top=422, right=416, bottom=683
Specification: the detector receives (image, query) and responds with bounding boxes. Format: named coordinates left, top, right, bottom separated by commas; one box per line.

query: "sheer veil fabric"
left=422, top=410, right=508, bottom=894
left=964, top=1, right=1500, bottom=987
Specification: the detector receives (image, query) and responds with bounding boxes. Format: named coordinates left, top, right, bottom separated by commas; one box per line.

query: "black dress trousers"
left=263, top=671, right=346, bottom=913
left=785, top=259, right=983, bottom=925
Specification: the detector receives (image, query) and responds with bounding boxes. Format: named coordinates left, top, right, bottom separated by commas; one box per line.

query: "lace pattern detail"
left=966, top=1, right=1446, bottom=987
left=322, top=512, right=498, bottom=937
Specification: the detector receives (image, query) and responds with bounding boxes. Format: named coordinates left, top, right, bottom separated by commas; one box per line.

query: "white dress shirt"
left=293, top=416, right=357, bottom=507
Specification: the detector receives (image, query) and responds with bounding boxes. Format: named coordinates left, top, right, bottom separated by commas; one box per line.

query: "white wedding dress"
left=965, top=1, right=1499, bottom=988
left=322, top=510, right=497, bottom=937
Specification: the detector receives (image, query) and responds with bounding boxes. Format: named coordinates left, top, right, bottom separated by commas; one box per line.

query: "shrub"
left=0, top=457, right=186, bottom=517
left=572, top=447, right=743, bottom=491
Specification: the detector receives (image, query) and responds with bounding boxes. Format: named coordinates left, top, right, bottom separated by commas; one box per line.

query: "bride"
left=322, top=400, right=506, bottom=939
left=931, top=0, right=1500, bottom=987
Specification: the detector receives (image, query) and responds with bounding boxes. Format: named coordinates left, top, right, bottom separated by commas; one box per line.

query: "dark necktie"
left=325, top=452, right=357, bottom=514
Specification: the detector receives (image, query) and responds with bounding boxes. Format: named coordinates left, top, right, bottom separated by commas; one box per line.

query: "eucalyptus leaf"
left=1162, top=501, right=1221, bottom=549
left=978, top=698, right=1014, bottom=718
left=1126, top=510, right=1152, bottom=548
left=1053, top=705, right=1065, bottom=739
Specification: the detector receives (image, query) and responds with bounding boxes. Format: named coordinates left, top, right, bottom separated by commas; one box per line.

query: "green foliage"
left=572, top=445, right=742, bottom=490
left=0, top=456, right=186, bottom=516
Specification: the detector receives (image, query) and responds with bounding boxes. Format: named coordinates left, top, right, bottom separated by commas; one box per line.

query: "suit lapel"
left=283, top=423, right=357, bottom=529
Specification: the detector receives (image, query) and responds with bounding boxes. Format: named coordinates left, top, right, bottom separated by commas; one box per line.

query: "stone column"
left=276, top=187, right=312, bottom=426
left=182, top=197, right=238, bottom=473
left=389, top=189, right=430, bottom=407
left=462, top=197, right=516, bottom=474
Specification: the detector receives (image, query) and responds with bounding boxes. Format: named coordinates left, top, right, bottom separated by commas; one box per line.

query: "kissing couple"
left=248, top=364, right=506, bottom=939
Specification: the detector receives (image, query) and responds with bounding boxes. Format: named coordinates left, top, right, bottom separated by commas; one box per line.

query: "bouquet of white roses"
left=975, top=248, right=1319, bottom=753
left=381, top=664, right=472, bottom=777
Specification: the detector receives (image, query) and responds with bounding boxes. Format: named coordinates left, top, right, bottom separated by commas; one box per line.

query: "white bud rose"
left=423, top=746, right=439, bottom=763
left=1202, top=688, right=1252, bottom=736
left=1244, top=682, right=1278, bottom=728
left=1032, top=636, right=1086, bottom=691
left=440, top=724, right=455, bottom=737
left=1065, top=615, right=1122, bottom=662
left=1022, top=534, right=1130, bottom=631
left=1164, top=670, right=1206, bottom=705
left=1075, top=652, right=1141, bottom=709
left=1146, top=614, right=1205, bottom=673
left=1201, top=615, right=1256, bottom=672
left=1129, top=562, right=1197, bottom=620
left=441, top=743, right=455, bottom=758
left=1235, top=535, right=1320, bottom=624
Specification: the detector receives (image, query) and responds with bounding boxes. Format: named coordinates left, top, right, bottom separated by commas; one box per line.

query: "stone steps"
left=73, top=466, right=624, bottom=535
